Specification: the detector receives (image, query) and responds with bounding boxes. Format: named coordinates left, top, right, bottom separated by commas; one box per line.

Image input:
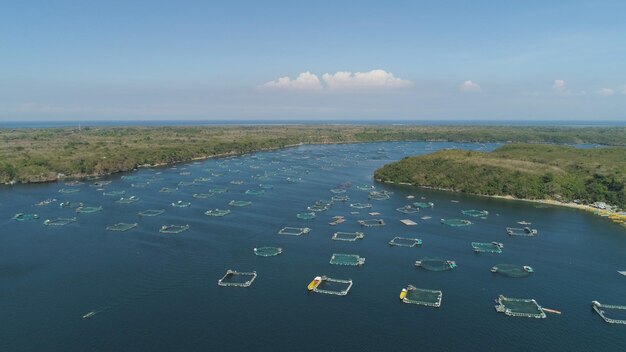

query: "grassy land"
left=374, top=143, right=626, bottom=208
left=2, top=125, right=626, bottom=184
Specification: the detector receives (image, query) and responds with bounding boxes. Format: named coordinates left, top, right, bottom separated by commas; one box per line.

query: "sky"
left=0, top=0, right=625, bottom=121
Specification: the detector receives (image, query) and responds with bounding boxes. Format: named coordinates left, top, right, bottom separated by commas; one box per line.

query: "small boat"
left=406, top=195, right=415, bottom=199
left=82, top=311, right=97, bottom=319
left=490, top=266, right=498, bottom=273
left=491, top=242, right=504, bottom=248
left=399, top=288, right=408, bottom=300
left=414, top=261, right=422, bottom=267
left=451, top=200, right=460, bottom=203
left=420, top=216, right=432, bottom=220
left=542, top=308, right=561, bottom=315
left=618, top=271, right=626, bottom=276
left=307, top=276, right=322, bottom=291
left=523, top=266, right=534, bottom=273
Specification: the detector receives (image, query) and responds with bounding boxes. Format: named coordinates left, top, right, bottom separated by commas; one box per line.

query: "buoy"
left=400, top=288, right=408, bottom=300
left=307, top=276, right=322, bottom=291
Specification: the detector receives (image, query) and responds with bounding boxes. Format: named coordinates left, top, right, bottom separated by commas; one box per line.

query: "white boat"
left=618, top=271, right=626, bottom=276
left=82, top=311, right=97, bottom=319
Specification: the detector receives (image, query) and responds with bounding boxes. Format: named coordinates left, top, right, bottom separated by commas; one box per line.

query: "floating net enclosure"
left=491, top=264, right=534, bottom=277
left=472, top=242, right=504, bottom=253
left=297, top=212, right=316, bottom=220
left=159, top=187, right=178, bottom=193
left=309, top=276, right=353, bottom=296
left=259, top=184, right=274, bottom=189
left=76, top=206, right=103, bottom=214
left=358, top=219, right=385, bottom=227
left=12, top=213, right=39, bottom=221
left=369, top=191, right=391, bottom=201
left=441, top=218, right=472, bottom=227
left=396, top=205, right=420, bottom=214
left=357, top=184, right=375, bottom=191
left=506, top=227, right=538, bottom=236
left=286, top=177, right=302, bottom=183
left=205, top=209, right=231, bottom=217
left=462, top=209, right=489, bottom=218
left=329, top=216, right=345, bottom=225
left=178, top=181, right=196, bottom=187
left=103, top=190, right=125, bottom=197
left=389, top=237, right=422, bottom=248
left=330, top=188, right=346, bottom=194
left=229, top=200, right=252, bottom=207
left=308, top=200, right=331, bottom=212
left=415, top=258, right=457, bottom=271
left=279, top=227, right=311, bottom=236
left=116, top=196, right=139, bottom=204
left=194, top=177, right=211, bottom=182
left=402, top=285, right=442, bottom=307
left=330, top=254, right=365, bottom=266
left=44, top=217, right=77, bottom=226
left=131, top=182, right=149, bottom=188
left=106, top=222, right=138, bottom=232
left=332, top=232, right=365, bottom=241
left=592, top=301, right=626, bottom=325
left=90, top=181, right=112, bottom=187
left=413, top=202, right=434, bottom=209
left=171, top=201, right=191, bottom=208
left=350, top=203, right=372, bottom=209
left=138, top=209, right=165, bottom=217
left=254, top=247, right=282, bottom=257
left=495, top=295, right=546, bottom=318
left=193, top=193, right=214, bottom=199
left=331, top=195, right=349, bottom=202
left=218, top=270, right=257, bottom=287
left=159, top=224, right=189, bottom=234
left=59, top=188, right=80, bottom=194
left=245, top=189, right=264, bottom=196
left=210, top=188, right=228, bottom=194
left=35, top=198, right=57, bottom=206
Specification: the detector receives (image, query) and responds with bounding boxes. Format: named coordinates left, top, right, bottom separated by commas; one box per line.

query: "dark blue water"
left=1, top=141, right=625, bottom=352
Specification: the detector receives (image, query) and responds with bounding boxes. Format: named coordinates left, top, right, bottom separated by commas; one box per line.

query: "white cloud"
left=261, top=71, right=322, bottom=91
left=459, top=80, right=481, bottom=93
left=596, top=88, right=614, bottom=96
left=553, top=79, right=566, bottom=94
left=321, top=69, right=412, bottom=90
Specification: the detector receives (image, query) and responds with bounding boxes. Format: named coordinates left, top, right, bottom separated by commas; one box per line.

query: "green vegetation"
left=374, top=143, right=626, bottom=208
left=2, top=125, right=626, bottom=184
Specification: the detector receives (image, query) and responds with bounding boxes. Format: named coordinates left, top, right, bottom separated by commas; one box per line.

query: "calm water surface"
left=1, top=141, right=625, bottom=351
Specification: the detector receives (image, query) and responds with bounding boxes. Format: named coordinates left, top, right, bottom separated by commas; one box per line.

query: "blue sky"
left=1, top=0, right=625, bottom=120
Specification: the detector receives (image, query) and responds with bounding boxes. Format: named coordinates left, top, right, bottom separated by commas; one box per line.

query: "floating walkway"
left=218, top=270, right=257, bottom=287
left=205, top=209, right=231, bottom=217
left=332, top=231, right=364, bottom=241
left=106, top=223, right=138, bottom=232
left=495, top=295, right=546, bottom=318
left=415, top=258, right=457, bottom=271
left=254, top=247, right=282, bottom=257
left=491, top=264, right=533, bottom=277
left=400, top=285, right=442, bottom=307
left=389, top=237, right=422, bottom=248
left=592, top=301, right=626, bottom=324
left=138, top=209, right=165, bottom=217
left=307, top=276, right=353, bottom=296
left=472, top=242, right=504, bottom=253
left=330, top=253, right=365, bottom=266
left=159, top=224, right=189, bottom=234
left=278, top=227, right=311, bottom=236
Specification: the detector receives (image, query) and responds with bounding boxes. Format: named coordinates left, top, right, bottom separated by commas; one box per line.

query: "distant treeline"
left=374, top=143, right=626, bottom=208
left=2, top=125, right=626, bottom=184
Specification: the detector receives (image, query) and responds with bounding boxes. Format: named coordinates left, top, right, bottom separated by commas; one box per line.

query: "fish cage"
left=286, top=177, right=302, bottom=183
left=253, top=247, right=283, bottom=257
left=332, top=231, right=365, bottom=241
left=178, top=181, right=196, bottom=187
left=413, top=202, right=434, bottom=209
left=120, top=175, right=136, bottom=181
left=309, top=276, right=353, bottom=296
left=396, top=205, right=420, bottom=214
left=106, top=222, right=138, bottom=232
left=358, top=219, right=385, bottom=227
left=369, top=191, right=391, bottom=201
left=58, top=188, right=80, bottom=194
left=44, top=217, right=77, bottom=226
left=103, top=190, right=125, bottom=197
left=194, top=177, right=211, bottom=183
left=401, top=285, right=442, bottom=307
left=330, top=188, right=346, bottom=194
left=159, top=224, right=190, bottom=234
left=245, top=189, right=265, bottom=196
left=131, top=182, right=149, bottom=188
left=356, top=184, right=375, bottom=191
left=491, top=264, right=534, bottom=277
left=193, top=193, right=214, bottom=199
left=12, top=213, right=39, bottom=221
left=441, top=218, right=472, bottom=227
left=159, top=187, right=178, bottom=193
left=259, top=184, right=274, bottom=189
left=138, top=209, right=165, bottom=217
left=329, top=216, right=345, bottom=226
left=278, top=227, right=311, bottom=236
left=210, top=188, right=228, bottom=194
left=218, top=270, right=257, bottom=287
left=229, top=200, right=252, bottom=207
left=230, top=180, right=244, bottom=185
left=171, top=200, right=191, bottom=208
left=461, top=209, right=489, bottom=218
left=472, top=242, right=504, bottom=253
left=350, top=203, right=372, bottom=209
left=205, top=209, right=231, bottom=217
left=90, top=181, right=112, bottom=187
left=495, top=295, right=546, bottom=318
left=35, top=198, right=57, bottom=206
left=592, top=301, right=626, bottom=325
left=506, top=227, right=538, bottom=236
left=415, top=258, right=457, bottom=271
left=330, top=253, right=365, bottom=266
left=331, top=195, right=349, bottom=202
left=76, top=206, right=103, bottom=214
left=389, top=236, right=422, bottom=248
left=64, top=180, right=84, bottom=186
left=297, top=212, right=316, bottom=220
left=116, top=196, right=139, bottom=204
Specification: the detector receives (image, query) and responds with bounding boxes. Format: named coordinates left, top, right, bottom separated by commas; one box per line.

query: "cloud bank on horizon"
left=261, top=70, right=413, bottom=91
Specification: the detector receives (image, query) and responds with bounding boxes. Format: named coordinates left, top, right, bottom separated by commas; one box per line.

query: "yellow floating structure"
left=308, top=276, right=322, bottom=291
left=399, top=288, right=407, bottom=300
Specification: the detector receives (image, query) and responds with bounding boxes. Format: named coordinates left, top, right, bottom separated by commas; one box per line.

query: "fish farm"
left=490, top=264, right=534, bottom=277
left=278, top=227, right=311, bottom=236
left=159, top=224, right=190, bottom=234
left=218, top=270, right=257, bottom=287
left=138, top=209, right=165, bottom=217
left=329, top=253, right=365, bottom=266
left=75, top=206, right=103, bottom=214
left=229, top=200, right=252, bottom=207
left=116, top=196, right=139, bottom=204
left=350, top=203, right=372, bottom=209
left=43, top=217, right=77, bottom=226
left=396, top=205, right=420, bottom=214
left=495, top=295, right=546, bottom=318
left=106, top=222, right=138, bottom=232
left=253, top=247, right=282, bottom=257
left=12, top=213, right=39, bottom=221
left=296, top=212, right=316, bottom=220
left=205, top=209, right=231, bottom=217
left=415, top=258, right=457, bottom=271
left=171, top=200, right=191, bottom=208
left=441, top=218, right=472, bottom=227
left=472, top=242, right=504, bottom=253
left=331, top=232, right=365, bottom=241
left=389, top=236, right=422, bottom=248
left=461, top=209, right=489, bottom=218
left=358, top=219, right=385, bottom=227
left=506, top=227, right=538, bottom=236
left=309, top=276, right=353, bottom=296
left=592, top=301, right=626, bottom=325
left=401, top=285, right=442, bottom=307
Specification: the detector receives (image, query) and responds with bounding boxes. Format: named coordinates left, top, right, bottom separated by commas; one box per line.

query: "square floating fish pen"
left=389, top=236, right=422, bottom=248
left=506, top=227, right=538, bottom=236
left=350, top=203, right=372, bottom=209
left=472, top=242, right=504, bottom=253
left=44, top=217, right=77, bottom=226
left=332, top=232, right=365, bottom=241
left=205, top=209, right=231, bottom=217
left=76, top=206, right=103, bottom=214
left=358, top=219, right=385, bottom=227
left=229, top=200, right=252, bottom=207
left=159, top=224, right=190, bottom=234
left=278, top=227, right=311, bottom=236
left=461, top=209, right=489, bottom=218
left=138, top=209, right=165, bottom=217
left=297, top=212, right=316, bottom=220
left=309, top=276, right=353, bottom=296
left=495, top=295, right=546, bottom=318
left=491, top=264, right=534, bottom=277
left=218, top=270, right=257, bottom=287
left=253, top=247, right=283, bottom=257
left=441, top=218, right=472, bottom=227
left=592, top=301, right=626, bottom=325
left=330, top=253, right=365, bottom=266
left=12, top=213, right=39, bottom=221
left=401, top=285, right=442, bottom=307
left=106, top=222, right=138, bottom=232
left=116, top=196, right=139, bottom=204
left=415, top=258, right=457, bottom=271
